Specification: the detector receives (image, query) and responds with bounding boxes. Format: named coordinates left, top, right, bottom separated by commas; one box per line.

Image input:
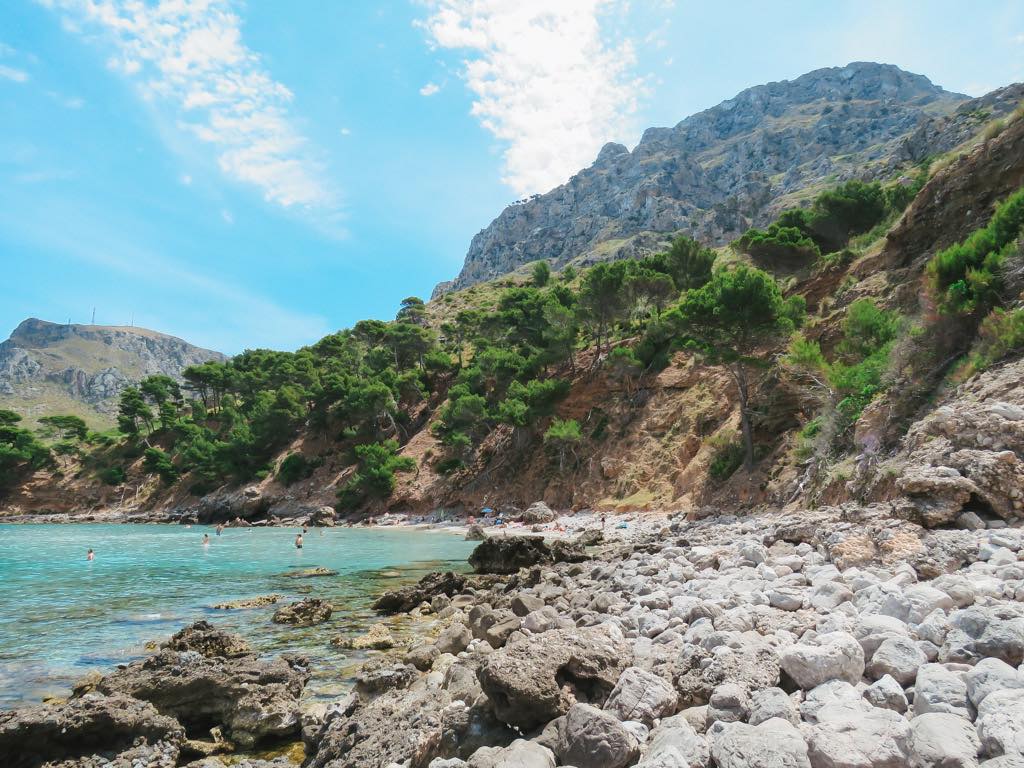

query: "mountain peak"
left=0, top=318, right=226, bottom=426
left=437, top=62, right=971, bottom=295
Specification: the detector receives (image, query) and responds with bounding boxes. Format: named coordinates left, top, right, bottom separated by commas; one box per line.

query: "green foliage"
left=278, top=452, right=319, bottom=485
left=927, top=187, right=1024, bottom=315
left=117, top=387, right=153, bottom=435
left=396, top=296, right=427, bottom=325
left=674, top=265, right=798, bottom=469
left=97, top=465, right=126, bottom=486
left=143, top=447, right=178, bottom=484
left=707, top=436, right=744, bottom=481
left=337, top=440, right=415, bottom=508
left=530, top=260, right=551, bottom=287
left=0, top=409, right=52, bottom=493
left=544, top=418, right=582, bottom=471
left=961, top=307, right=1024, bottom=375
left=648, top=235, right=716, bottom=292
left=738, top=224, right=821, bottom=267
left=37, top=414, right=89, bottom=442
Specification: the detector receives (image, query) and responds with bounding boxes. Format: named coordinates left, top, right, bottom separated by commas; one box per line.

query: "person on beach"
left=295, top=533, right=304, bottom=549
left=87, top=548, right=94, bottom=561
left=202, top=533, right=210, bottom=546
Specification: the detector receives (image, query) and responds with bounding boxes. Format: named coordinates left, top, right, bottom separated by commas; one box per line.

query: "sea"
left=0, top=523, right=475, bottom=708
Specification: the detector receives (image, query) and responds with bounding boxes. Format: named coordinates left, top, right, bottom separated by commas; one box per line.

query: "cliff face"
left=436, top=62, right=969, bottom=295
left=0, top=318, right=226, bottom=427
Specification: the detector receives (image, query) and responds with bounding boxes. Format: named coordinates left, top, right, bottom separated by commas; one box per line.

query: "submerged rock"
left=332, top=623, right=396, bottom=650
left=278, top=566, right=338, bottom=579
left=211, top=594, right=282, bottom=610
left=271, top=598, right=333, bottom=626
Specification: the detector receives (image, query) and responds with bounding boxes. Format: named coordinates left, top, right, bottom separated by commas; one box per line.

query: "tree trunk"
left=731, top=363, right=754, bottom=471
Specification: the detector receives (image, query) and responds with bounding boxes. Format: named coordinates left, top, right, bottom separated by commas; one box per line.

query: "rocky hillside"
left=436, top=62, right=994, bottom=295
left=0, top=318, right=226, bottom=428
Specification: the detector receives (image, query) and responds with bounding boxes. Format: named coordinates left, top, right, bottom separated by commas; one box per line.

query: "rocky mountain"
left=436, top=62, right=982, bottom=295
left=0, top=318, right=226, bottom=427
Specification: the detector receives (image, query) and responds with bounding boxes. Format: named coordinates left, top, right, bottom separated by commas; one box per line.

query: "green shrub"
left=337, top=440, right=415, bottom=508
left=278, top=452, right=319, bottom=485
left=966, top=307, right=1024, bottom=373
left=927, top=187, right=1024, bottom=315
left=98, top=466, right=126, bottom=485
left=707, top=437, right=744, bottom=481
left=143, top=447, right=178, bottom=484
left=544, top=418, right=582, bottom=471
left=738, top=224, right=820, bottom=268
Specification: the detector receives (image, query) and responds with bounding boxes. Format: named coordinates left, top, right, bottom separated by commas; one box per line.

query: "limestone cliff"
left=437, top=62, right=971, bottom=295
left=0, top=318, right=226, bottom=427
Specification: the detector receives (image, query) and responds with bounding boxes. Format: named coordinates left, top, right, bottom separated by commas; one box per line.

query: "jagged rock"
left=577, top=529, right=605, bottom=547
left=749, top=687, right=798, bottom=726
left=333, top=623, right=396, bottom=650
left=907, top=712, right=981, bottom=768
left=914, top=664, right=971, bottom=717
left=436, top=623, right=473, bottom=655
left=554, top=703, right=640, bottom=768
left=438, top=63, right=965, bottom=296
left=0, top=693, right=184, bottom=768
left=467, top=739, right=556, bottom=768
left=465, top=524, right=487, bottom=541
left=673, top=639, right=781, bottom=706
left=866, top=636, right=926, bottom=686
left=271, top=598, right=333, bottom=626
left=519, top=502, right=556, bottom=524
left=468, top=536, right=587, bottom=574
left=976, top=688, right=1024, bottom=758
left=93, top=647, right=310, bottom=748
left=374, top=572, right=467, bottom=614
left=708, top=718, right=811, bottom=768
left=779, top=632, right=865, bottom=690
left=966, top=657, right=1024, bottom=709
left=637, top=714, right=709, bottom=767
left=806, top=703, right=911, bottom=767
left=355, top=662, right=417, bottom=695
left=863, top=675, right=908, bottom=713
left=477, top=625, right=632, bottom=730
left=603, top=666, right=678, bottom=727
left=162, top=620, right=252, bottom=659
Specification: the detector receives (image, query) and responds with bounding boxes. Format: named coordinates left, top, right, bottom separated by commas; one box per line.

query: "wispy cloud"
left=0, top=64, right=29, bottom=83
left=419, top=82, right=441, bottom=96
left=40, top=0, right=340, bottom=225
left=420, top=0, right=642, bottom=196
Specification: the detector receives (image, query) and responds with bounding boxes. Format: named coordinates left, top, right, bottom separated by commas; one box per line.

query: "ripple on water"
left=0, top=523, right=473, bottom=708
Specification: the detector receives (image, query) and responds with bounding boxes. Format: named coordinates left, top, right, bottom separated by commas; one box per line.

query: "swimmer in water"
left=216, top=523, right=224, bottom=536
left=87, top=548, right=94, bottom=561
left=203, top=533, right=210, bottom=546
left=302, top=524, right=308, bottom=534
left=295, top=533, right=304, bottom=549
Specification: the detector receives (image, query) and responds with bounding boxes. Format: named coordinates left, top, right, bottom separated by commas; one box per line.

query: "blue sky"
left=1, top=1, right=1022, bottom=353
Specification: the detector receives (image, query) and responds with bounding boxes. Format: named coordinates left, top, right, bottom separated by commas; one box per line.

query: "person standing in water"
left=216, top=523, right=224, bottom=536
left=295, top=533, right=304, bottom=549
left=203, top=533, right=210, bottom=546
left=87, top=548, right=94, bottom=561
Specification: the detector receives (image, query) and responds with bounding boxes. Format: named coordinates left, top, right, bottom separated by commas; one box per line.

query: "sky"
left=1, top=1, right=1022, bottom=354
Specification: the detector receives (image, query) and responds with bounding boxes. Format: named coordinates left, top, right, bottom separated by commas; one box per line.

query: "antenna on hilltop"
left=130, top=312, right=134, bottom=328
left=91, top=307, right=96, bottom=325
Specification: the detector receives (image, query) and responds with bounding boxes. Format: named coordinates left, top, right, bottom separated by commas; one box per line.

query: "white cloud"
left=63, top=95, right=85, bottom=108
left=339, top=127, right=351, bottom=136
left=43, top=0, right=339, bottom=219
left=0, top=64, right=29, bottom=83
left=419, top=81, right=441, bottom=96
left=420, top=0, right=642, bottom=196
left=180, top=173, right=192, bottom=185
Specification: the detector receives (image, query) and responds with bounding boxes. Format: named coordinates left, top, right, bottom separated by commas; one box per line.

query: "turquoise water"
left=0, top=524, right=474, bottom=707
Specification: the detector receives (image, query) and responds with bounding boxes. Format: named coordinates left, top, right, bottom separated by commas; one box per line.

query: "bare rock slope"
left=0, top=318, right=225, bottom=427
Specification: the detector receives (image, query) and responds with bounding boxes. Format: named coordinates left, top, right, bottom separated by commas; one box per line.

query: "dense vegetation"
left=738, top=178, right=925, bottom=268
left=7, top=174, right=1016, bottom=512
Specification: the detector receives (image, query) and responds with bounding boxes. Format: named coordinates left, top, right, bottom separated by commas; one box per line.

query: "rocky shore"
left=4, top=501, right=1024, bottom=767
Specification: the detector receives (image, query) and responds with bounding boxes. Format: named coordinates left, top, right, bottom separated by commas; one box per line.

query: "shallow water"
left=0, top=523, right=474, bottom=707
